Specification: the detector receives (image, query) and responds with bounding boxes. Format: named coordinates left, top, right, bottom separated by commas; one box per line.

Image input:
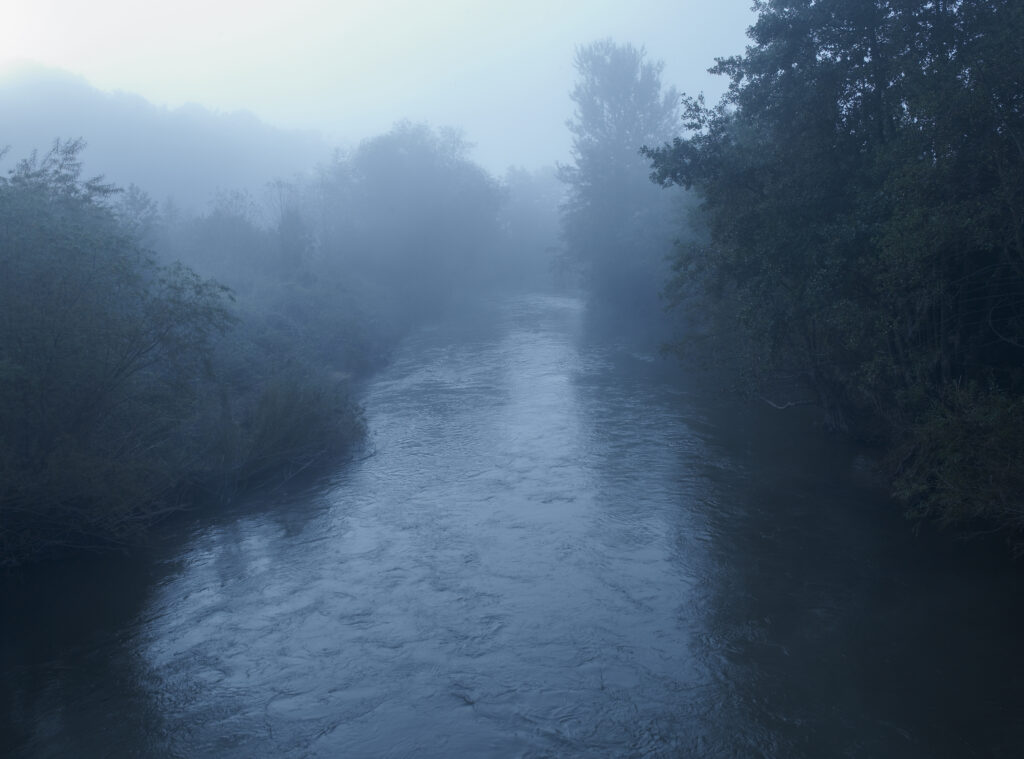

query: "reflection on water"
left=2, top=293, right=1023, bottom=758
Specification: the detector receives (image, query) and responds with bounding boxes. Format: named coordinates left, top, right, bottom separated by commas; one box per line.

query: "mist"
left=0, top=0, right=753, bottom=173
left=3, top=2, right=1024, bottom=758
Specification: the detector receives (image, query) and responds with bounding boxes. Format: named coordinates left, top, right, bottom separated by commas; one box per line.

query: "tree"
left=645, top=0, right=1024, bottom=539
left=559, top=39, right=681, bottom=320
left=325, top=121, right=503, bottom=320
left=0, top=140, right=233, bottom=562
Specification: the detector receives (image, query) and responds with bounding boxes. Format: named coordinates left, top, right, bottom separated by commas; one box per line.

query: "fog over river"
left=2, top=293, right=1022, bottom=758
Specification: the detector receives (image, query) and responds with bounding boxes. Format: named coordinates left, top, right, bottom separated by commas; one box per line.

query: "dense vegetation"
left=0, top=122, right=542, bottom=566
left=0, top=142, right=238, bottom=562
left=644, top=1, right=1024, bottom=543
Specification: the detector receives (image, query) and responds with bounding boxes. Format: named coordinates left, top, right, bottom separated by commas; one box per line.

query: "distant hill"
left=0, top=63, right=331, bottom=209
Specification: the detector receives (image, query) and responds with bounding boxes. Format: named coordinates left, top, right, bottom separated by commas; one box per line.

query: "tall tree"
left=559, top=39, right=681, bottom=319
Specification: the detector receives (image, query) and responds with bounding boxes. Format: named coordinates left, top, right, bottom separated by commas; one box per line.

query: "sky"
left=0, top=0, right=756, bottom=173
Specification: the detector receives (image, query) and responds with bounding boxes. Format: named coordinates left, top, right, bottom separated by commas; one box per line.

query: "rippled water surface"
left=3, top=293, right=1023, bottom=757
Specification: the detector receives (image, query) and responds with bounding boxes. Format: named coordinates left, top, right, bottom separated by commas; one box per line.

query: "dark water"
left=3, top=293, right=1023, bottom=758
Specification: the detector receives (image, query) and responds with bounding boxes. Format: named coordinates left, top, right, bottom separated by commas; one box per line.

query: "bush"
left=892, top=384, right=1024, bottom=544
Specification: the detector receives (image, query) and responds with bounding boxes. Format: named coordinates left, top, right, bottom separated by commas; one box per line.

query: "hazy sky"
left=1, top=0, right=756, bottom=172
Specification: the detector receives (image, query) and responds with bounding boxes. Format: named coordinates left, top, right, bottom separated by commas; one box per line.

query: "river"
left=2, top=292, right=1022, bottom=757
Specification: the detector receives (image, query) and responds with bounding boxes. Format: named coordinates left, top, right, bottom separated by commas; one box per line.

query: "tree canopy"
left=645, top=0, right=1024, bottom=540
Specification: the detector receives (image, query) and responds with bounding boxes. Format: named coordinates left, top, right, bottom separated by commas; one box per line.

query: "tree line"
left=0, top=125, right=557, bottom=565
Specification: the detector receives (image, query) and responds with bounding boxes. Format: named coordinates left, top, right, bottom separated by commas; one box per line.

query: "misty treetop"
left=323, top=122, right=504, bottom=315
left=644, top=0, right=1024, bottom=542
left=565, top=40, right=678, bottom=174
left=559, top=39, right=686, bottom=320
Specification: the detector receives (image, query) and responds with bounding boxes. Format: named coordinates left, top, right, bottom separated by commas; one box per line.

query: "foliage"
left=559, top=39, right=683, bottom=318
left=893, top=384, right=1024, bottom=539
left=145, top=122, right=508, bottom=496
left=644, top=0, right=1024, bottom=540
left=0, top=139, right=379, bottom=565
left=0, top=141, right=233, bottom=562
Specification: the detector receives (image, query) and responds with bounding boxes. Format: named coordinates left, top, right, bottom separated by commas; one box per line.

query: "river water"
left=2, top=292, right=1023, bottom=758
